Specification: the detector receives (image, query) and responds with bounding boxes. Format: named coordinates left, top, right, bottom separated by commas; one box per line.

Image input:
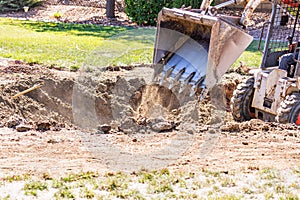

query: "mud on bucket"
left=153, top=7, right=253, bottom=94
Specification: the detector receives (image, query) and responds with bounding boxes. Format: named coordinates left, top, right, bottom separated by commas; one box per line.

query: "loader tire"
left=276, top=93, right=300, bottom=125
left=230, top=77, right=255, bottom=122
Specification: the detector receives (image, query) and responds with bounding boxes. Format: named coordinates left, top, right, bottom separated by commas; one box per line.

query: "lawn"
left=0, top=18, right=262, bottom=70
left=0, top=18, right=155, bottom=69
left=232, top=40, right=263, bottom=68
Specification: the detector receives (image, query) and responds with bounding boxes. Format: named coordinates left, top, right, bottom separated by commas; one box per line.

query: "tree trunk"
left=106, top=0, right=115, bottom=18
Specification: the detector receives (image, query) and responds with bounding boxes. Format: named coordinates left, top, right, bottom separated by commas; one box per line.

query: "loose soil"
left=0, top=58, right=299, bottom=179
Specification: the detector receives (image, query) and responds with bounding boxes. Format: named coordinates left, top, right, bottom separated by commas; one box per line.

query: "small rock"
left=242, top=141, right=249, bottom=145
left=220, top=122, right=240, bottom=132
left=199, top=126, right=208, bottom=132
left=208, top=129, right=216, bottom=134
left=47, top=139, right=59, bottom=144
left=16, top=124, right=32, bottom=132
left=97, top=124, right=111, bottom=134
left=147, top=117, right=165, bottom=125
left=36, top=121, right=51, bottom=131
left=151, top=121, right=174, bottom=132
left=187, top=128, right=194, bottom=134
left=119, top=117, right=137, bottom=134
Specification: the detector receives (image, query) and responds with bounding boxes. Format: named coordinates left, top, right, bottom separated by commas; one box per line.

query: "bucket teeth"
left=157, top=66, right=175, bottom=86
left=194, top=75, right=206, bottom=87
left=184, top=72, right=196, bottom=84
left=165, top=66, right=175, bottom=78
left=159, top=73, right=165, bottom=85
left=189, top=89, right=196, bottom=97
left=153, top=64, right=164, bottom=82
left=178, top=72, right=196, bottom=93
left=174, top=68, right=186, bottom=81
left=190, top=75, right=206, bottom=96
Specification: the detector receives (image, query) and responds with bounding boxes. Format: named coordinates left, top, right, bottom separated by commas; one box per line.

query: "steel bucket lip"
left=160, top=7, right=217, bottom=27
left=161, top=7, right=250, bottom=35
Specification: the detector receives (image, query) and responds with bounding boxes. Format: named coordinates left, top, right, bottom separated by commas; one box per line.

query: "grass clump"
left=54, top=186, right=75, bottom=199
left=23, top=180, right=48, bottom=196
left=3, top=174, right=31, bottom=182
left=220, top=177, right=236, bottom=187
left=259, top=167, right=279, bottom=180
left=146, top=169, right=175, bottom=194
left=0, top=195, right=10, bottom=200
left=79, top=187, right=95, bottom=199
left=61, top=171, right=98, bottom=183
left=52, top=179, right=65, bottom=189
left=114, top=189, right=145, bottom=200
left=279, top=194, right=299, bottom=200
left=100, top=172, right=129, bottom=192
left=212, top=194, right=243, bottom=200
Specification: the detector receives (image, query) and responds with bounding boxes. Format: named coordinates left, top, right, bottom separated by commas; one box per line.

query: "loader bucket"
left=153, top=8, right=253, bottom=93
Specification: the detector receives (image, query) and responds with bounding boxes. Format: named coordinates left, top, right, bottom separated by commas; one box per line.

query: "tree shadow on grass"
left=17, top=20, right=130, bottom=38
left=5, top=19, right=156, bottom=44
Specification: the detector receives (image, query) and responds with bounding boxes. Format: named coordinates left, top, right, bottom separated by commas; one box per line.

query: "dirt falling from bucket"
left=132, top=84, right=180, bottom=120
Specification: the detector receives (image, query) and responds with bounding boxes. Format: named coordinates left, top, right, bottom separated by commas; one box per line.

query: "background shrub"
left=172, top=0, right=203, bottom=8
left=0, top=0, right=44, bottom=12
left=124, top=0, right=203, bottom=26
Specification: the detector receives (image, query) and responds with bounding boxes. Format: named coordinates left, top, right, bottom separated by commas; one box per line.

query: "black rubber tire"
left=276, top=93, right=300, bottom=125
left=230, top=77, right=256, bottom=122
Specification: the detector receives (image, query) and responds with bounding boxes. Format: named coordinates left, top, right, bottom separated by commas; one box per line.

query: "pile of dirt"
left=73, top=65, right=203, bottom=134
left=222, top=119, right=300, bottom=133
left=0, top=60, right=209, bottom=135
left=0, top=56, right=252, bottom=135
left=0, top=60, right=74, bottom=131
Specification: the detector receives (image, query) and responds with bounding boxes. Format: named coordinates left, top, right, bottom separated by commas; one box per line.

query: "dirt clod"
left=98, top=124, right=111, bottom=134
left=151, top=121, right=174, bottom=132
left=36, top=121, right=52, bottom=131
left=16, top=124, right=32, bottom=132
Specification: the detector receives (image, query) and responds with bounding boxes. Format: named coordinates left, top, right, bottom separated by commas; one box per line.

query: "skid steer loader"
left=230, top=0, right=300, bottom=125
left=152, top=0, right=300, bottom=125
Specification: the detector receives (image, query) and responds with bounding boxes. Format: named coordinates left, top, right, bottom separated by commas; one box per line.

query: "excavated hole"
left=0, top=64, right=240, bottom=133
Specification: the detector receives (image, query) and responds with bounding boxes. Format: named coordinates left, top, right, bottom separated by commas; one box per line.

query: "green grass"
left=1, top=167, right=300, bottom=199
left=232, top=40, right=263, bottom=68
left=0, top=18, right=262, bottom=70
left=0, top=18, right=155, bottom=69
left=23, top=180, right=48, bottom=196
